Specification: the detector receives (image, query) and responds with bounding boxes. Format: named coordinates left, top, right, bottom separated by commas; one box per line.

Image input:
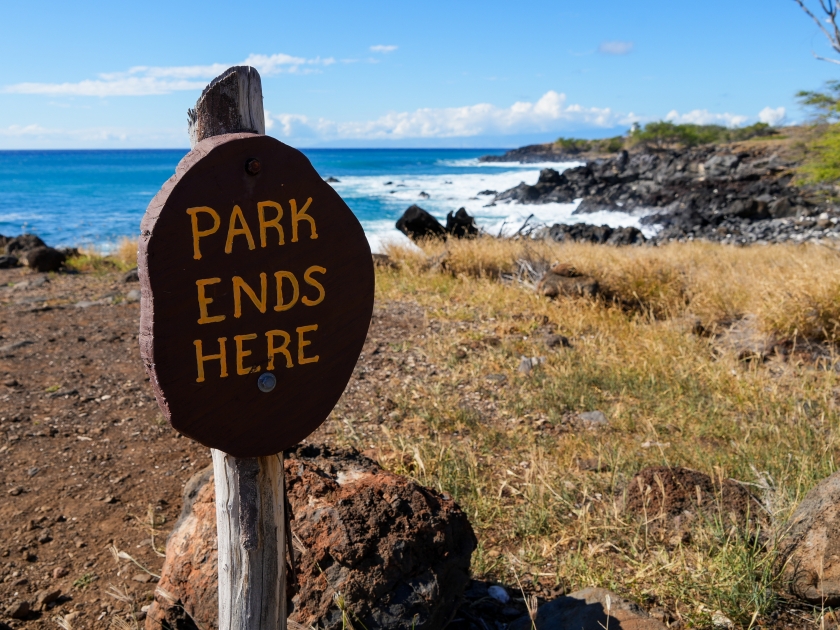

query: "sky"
left=1, top=0, right=839, bottom=149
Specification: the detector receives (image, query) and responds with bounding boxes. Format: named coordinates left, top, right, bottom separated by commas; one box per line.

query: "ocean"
left=0, top=148, right=650, bottom=253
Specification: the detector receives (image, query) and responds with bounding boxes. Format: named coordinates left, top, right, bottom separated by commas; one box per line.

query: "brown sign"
left=138, top=133, right=374, bottom=457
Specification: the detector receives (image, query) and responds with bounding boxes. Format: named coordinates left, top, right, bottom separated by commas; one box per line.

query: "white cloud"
left=270, top=91, right=628, bottom=140
left=758, top=106, right=786, bottom=126
left=665, top=109, right=748, bottom=127
left=4, top=53, right=334, bottom=97
left=0, top=124, right=52, bottom=137
left=370, top=45, right=398, bottom=53
left=599, top=41, right=634, bottom=55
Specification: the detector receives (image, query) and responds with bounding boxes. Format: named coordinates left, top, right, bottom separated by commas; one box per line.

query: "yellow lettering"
left=194, top=338, right=228, bottom=382
left=187, top=207, right=220, bottom=260
left=196, top=278, right=226, bottom=324
left=302, top=266, right=326, bottom=306
left=266, top=330, right=293, bottom=369
left=234, top=333, right=261, bottom=376
left=233, top=274, right=267, bottom=318
left=296, top=324, right=319, bottom=365
left=258, top=201, right=284, bottom=248
left=225, top=205, right=256, bottom=253
left=274, top=271, right=299, bottom=312
left=290, top=197, right=317, bottom=242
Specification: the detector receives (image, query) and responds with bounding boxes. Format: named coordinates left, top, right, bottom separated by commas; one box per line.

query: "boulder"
left=776, top=470, right=840, bottom=606
left=25, top=246, right=65, bottom=272
left=4, top=233, right=45, bottom=256
left=146, top=444, right=476, bottom=630
left=536, top=263, right=599, bottom=299
left=624, top=466, right=765, bottom=532
left=123, top=268, right=140, bottom=283
left=547, top=223, right=645, bottom=246
left=508, top=587, right=667, bottom=630
left=445, top=208, right=478, bottom=238
left=395, top=205, right=446, bottom=241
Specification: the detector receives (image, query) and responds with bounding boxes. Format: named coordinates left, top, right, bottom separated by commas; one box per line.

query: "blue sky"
left=1, top=0, right=838, bottom=149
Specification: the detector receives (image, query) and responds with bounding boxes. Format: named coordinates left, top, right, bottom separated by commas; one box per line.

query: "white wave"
left=332, top=164, right=655, bottom=253
left=436, top=158, right=584, bottom=170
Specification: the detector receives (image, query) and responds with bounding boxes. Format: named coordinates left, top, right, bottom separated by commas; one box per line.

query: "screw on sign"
left=138, top=66, right=374, bottom=630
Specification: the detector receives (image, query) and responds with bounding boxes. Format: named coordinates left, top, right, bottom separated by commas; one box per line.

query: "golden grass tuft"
left=65, top=238, right=138, bottom=274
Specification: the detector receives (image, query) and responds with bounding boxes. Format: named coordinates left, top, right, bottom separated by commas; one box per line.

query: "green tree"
left=796, top=81, right=840, bottom=122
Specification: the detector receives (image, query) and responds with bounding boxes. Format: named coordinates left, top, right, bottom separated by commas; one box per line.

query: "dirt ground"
left=0, top=266, right=442, bottom=630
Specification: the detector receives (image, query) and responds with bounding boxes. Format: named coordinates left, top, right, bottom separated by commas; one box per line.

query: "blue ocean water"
left=0, top=148, right=648, bottom=253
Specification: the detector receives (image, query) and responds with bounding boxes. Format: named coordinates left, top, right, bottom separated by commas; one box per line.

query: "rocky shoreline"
left=484, top=141, right=840, bottom=245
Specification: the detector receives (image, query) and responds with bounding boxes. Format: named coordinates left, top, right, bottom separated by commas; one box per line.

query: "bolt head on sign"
left=138, top=133, right=374, bottom=457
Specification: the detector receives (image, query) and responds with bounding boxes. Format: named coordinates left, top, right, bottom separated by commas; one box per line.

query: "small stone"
left=35, top=589, right=61, bottom=610
left=53, top=567, right=69, bottom=579
left=518, top=355, right=546, bottom=375
left=488, top=585, right=510, bottom=604
left=5, top=600, right=30, bottom=619
left=74, top=539, right=86, bottom=548
left=485, top=373, right=507, bottom=384
left=132, top=572, right=153, bottom=583
left=27, top=466, right=39, bottom=477
left=579, top=410, right=608, bottom=429
left=8, top=486, right=24, bottom=496
left=544, top=333, right=572, bottom=349
left=38, top=532, right=53, bottom=544
left=22, top=551, right=36, bottom=562
left=102, top=496, right=117, bottom=504
left=711, top=610, right=735, bottom=628
left=125, top=289, right=141, bottom=303
left=122, top=268, right=139, bottom=283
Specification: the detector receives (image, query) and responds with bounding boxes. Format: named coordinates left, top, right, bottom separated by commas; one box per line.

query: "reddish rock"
left=777, top=470, right=840, bottom=606
left=624, top=466, right=765, bottom=531
left=146, top=444, right=476, bottom=630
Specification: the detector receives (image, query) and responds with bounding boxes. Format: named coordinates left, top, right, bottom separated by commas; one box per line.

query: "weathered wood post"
left=138, top=64, right=374, bottom=630
left=187, top=65, right=286, bottom=630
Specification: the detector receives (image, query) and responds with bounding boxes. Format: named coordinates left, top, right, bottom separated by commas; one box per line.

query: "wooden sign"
left=139, top=132, right=374, bottom=457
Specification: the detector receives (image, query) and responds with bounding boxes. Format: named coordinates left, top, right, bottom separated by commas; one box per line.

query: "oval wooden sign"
left=138, top=133, right=374, bottom=457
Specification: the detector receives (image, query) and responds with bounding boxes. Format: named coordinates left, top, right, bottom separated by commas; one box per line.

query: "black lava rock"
left=396, top=205, right=447, bottom=241
left=446, top=208, right=478, bottom=239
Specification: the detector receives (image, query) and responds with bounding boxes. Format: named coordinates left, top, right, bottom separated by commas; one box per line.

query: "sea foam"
left=329, top=158, right=654, bottom=252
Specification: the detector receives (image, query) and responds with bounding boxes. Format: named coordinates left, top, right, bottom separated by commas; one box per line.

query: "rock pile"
left=396, top=205, right=478, bottom=241
left=538, top=222, right=646, bottom=245
left=146, top=444, right=476, bottom=630
left=0, top=234, right=68, bottom=272
left=492, top=145, right=840, bottom=244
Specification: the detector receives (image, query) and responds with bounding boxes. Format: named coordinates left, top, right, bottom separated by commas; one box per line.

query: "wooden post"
left=192, top=66, right=286, bottom=630
left=212, top=450, right=286, bottom=630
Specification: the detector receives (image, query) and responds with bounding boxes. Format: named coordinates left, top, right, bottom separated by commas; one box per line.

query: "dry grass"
left=332, top=238, right=840, bottom=627
left=65, top=238, right=138, bottom=274
left=384, top=237, right=840, bottom=343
